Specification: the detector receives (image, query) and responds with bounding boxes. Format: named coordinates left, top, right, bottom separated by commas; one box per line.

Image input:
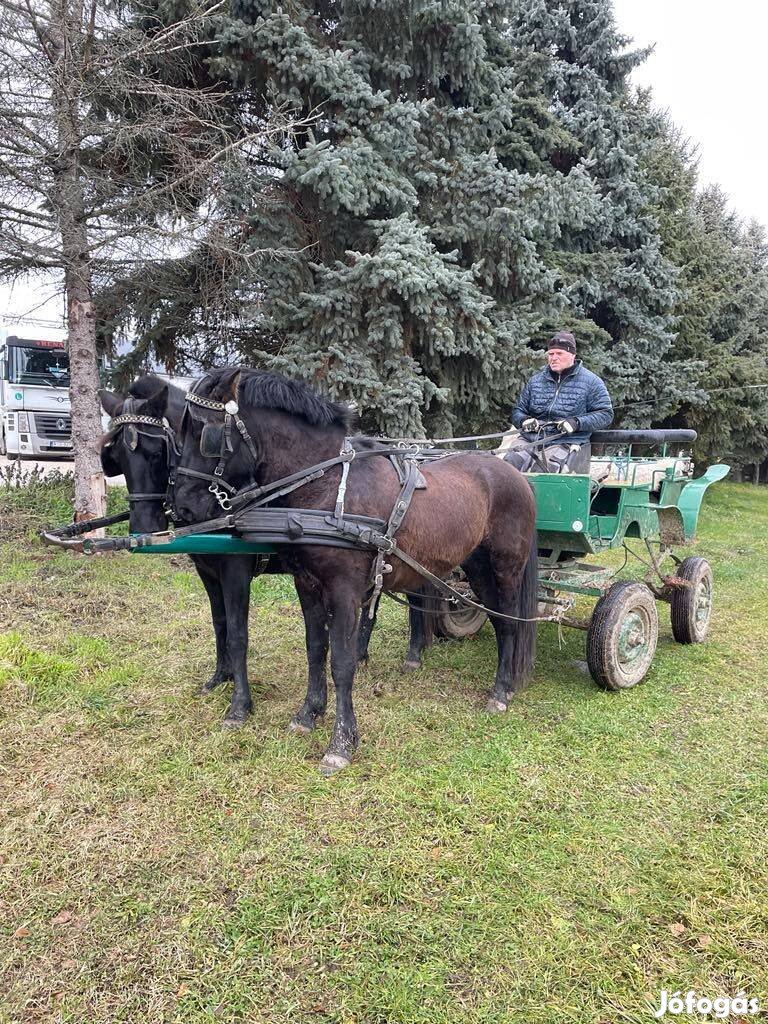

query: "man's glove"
left=556, top=417, right=579, bottom=435
left=522, top=418, right=541, bottom=432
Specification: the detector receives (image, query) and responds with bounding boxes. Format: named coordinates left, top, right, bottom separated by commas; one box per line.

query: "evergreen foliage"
left=646, top=117, right=768, bottom=468
left=512, top=0, right=699, bottom=424
left=96, top=0, right=768, bottom=470
left=214, top=0, right=601, bottom=434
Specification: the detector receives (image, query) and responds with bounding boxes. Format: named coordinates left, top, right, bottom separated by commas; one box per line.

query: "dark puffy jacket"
left=511, top=361, right=613, bottom=445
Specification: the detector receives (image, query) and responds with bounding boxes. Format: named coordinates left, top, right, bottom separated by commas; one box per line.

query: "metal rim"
left=692, top=572, right=713, bottom=639
left=616, top=606, right=655, bottom=680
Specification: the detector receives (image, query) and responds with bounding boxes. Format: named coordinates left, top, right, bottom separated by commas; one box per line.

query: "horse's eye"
left=200, top=424, right=224, bottom=457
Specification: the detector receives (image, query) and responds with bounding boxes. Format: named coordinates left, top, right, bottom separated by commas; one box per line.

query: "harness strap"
left=364, top=456, right=422, bottom=617
left=227, top=447, right=358, bottom=512
left=176, top=466, right=238, bottom=494
left=334, top=440, right=355, bottom=519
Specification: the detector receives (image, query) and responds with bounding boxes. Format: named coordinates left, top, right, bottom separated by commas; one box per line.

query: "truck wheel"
left=587, top=582, right=658, bottom=691
left=670, top=557, right=713, bottom=644
left=435, top=587, right=488, bottom=640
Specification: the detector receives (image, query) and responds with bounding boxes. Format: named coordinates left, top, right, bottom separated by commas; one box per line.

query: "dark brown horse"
left=172, top=368, right=538, bottom=774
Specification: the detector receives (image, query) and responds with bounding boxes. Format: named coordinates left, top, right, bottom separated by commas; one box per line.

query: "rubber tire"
left=434, top=588, right=488, bottom=640
left=670, top=556, right=713, bottom=644
left=587, top=581, right=659, bottom=691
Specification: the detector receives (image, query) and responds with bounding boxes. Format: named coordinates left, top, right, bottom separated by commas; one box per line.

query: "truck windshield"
left=8, top=346, right=70, bottom=387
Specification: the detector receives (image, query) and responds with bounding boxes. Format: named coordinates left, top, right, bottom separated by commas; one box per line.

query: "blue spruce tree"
left=218, top=0, right=599, bottom=434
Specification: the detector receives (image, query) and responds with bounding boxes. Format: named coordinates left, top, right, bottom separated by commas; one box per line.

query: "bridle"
left=175, top=381, right=261, bottom=511
left=104, top=397, right=180, bottom=508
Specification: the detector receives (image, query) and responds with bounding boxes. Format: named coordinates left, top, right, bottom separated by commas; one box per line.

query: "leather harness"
left=44, top=392, right=570, bottom=624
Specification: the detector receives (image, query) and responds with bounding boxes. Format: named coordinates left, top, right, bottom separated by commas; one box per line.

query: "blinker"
left=200, top=423, right=225, bottom=457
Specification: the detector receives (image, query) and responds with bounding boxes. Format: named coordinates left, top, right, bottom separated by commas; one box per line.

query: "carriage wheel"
left=586, top=582, right=659, bottom=691
left=434, top=587, right=488, bottom=640
left=670, top=556, right=713, bottom=644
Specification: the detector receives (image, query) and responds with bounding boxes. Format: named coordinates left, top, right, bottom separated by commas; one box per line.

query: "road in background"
left=1, top=453, right=125, bottom=486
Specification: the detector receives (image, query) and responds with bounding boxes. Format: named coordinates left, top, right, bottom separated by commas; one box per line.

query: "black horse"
left=98, top=376, right=386, bottom=722
left=99, top=377, right=273, bottom=716
left=172, top=368, right=538, bottom=774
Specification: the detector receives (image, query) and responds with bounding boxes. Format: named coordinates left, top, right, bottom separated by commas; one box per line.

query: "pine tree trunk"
left=49, top=0, right=106, bottom=523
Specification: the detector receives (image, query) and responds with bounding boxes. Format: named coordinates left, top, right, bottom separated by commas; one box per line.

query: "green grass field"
left=1, top=479, right=767, bottom=1023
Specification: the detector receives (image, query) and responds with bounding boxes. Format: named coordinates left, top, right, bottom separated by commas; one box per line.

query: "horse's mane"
left=203, top=367, right=355, bottom=431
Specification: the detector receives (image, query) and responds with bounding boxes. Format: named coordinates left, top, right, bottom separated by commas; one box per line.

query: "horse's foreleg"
left=289, top=576, right=329, bottom=734
left=320, top=588, right=361, bottom=775
left=192, top=555, right=232, bottom=693
left=219, top=558, right=254, bottom=728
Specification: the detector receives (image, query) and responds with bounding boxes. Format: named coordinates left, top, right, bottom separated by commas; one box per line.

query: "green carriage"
left=437, top=429, right=729, bottom=690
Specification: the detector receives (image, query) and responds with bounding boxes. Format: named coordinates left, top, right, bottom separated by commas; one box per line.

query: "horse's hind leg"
left=192, top=555, right=232, bottom=693
left=404, top=589, right=435, bottom=669
left=487, top=533, right=538, bottom=703
left=356, top=594, right=378, bottom=663
left=462, top=549, right=512, bottom=713
left=289, top=575, right=330, bottom=734
left=359, top=589, right=432, bottom=670
left=219, top=557, right=255, bottom=728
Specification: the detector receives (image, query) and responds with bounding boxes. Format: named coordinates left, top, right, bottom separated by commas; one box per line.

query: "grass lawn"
left=1, top=478, right=767, bottom=1023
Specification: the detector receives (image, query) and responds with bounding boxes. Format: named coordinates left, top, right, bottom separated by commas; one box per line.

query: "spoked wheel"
left=434, top=586, right=488, bottom=640
left=670, top=556, right=713, bottom=644
left=587, top=582, right=659, bottom=690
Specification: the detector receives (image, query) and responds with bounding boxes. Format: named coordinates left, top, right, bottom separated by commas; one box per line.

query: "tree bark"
left=49, top=0, right=106, bottom=522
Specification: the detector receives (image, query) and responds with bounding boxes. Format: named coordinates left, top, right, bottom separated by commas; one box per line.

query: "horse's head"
left=173, top=366, right=355, bottom=523
left=172, top=368, right=258, bottom=523
left=99, top=377, right=177, bottom=534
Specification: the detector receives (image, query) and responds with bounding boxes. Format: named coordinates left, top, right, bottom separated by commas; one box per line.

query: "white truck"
left=0, top=334, right=72, bottom=457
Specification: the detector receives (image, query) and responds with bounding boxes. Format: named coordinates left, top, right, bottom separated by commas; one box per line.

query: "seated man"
left=504, top=330, right=613, bottom=473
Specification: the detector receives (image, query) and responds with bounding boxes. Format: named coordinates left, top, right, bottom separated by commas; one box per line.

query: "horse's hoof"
left=403, top=659, right=421, bottom=672
left=222, top=716, right=246, bottom=730
left=288, top=719, right=313, bottom=735
left=485, top=697, right=508, bottom=714
left=318, top=753, right=351, bottom=776
left=198, top=681, right=220, bottom=696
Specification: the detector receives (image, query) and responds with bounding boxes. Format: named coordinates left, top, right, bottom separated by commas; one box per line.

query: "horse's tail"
left=511, top=528, right=538, bottom=682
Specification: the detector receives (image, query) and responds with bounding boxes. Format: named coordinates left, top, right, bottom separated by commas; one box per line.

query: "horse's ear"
left=99, top=389, right=123, bottom=417
left=140, top=381, right=169, bottom=419
left=211, top=367, right=240, bottom=402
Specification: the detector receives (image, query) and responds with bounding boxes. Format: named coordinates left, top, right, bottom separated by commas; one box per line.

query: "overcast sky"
left=3, top=1, right=767, bottom=327
left=614, top=0, right=768, bottom=227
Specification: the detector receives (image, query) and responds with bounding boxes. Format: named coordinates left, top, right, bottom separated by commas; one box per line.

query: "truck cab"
left=0, top=334, right=72, bottom=457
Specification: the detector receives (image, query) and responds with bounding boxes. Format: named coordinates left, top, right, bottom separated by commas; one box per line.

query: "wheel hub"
left=618, top=612, right=649, bottom=665
left=695, top=579, right=712, bottom=626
